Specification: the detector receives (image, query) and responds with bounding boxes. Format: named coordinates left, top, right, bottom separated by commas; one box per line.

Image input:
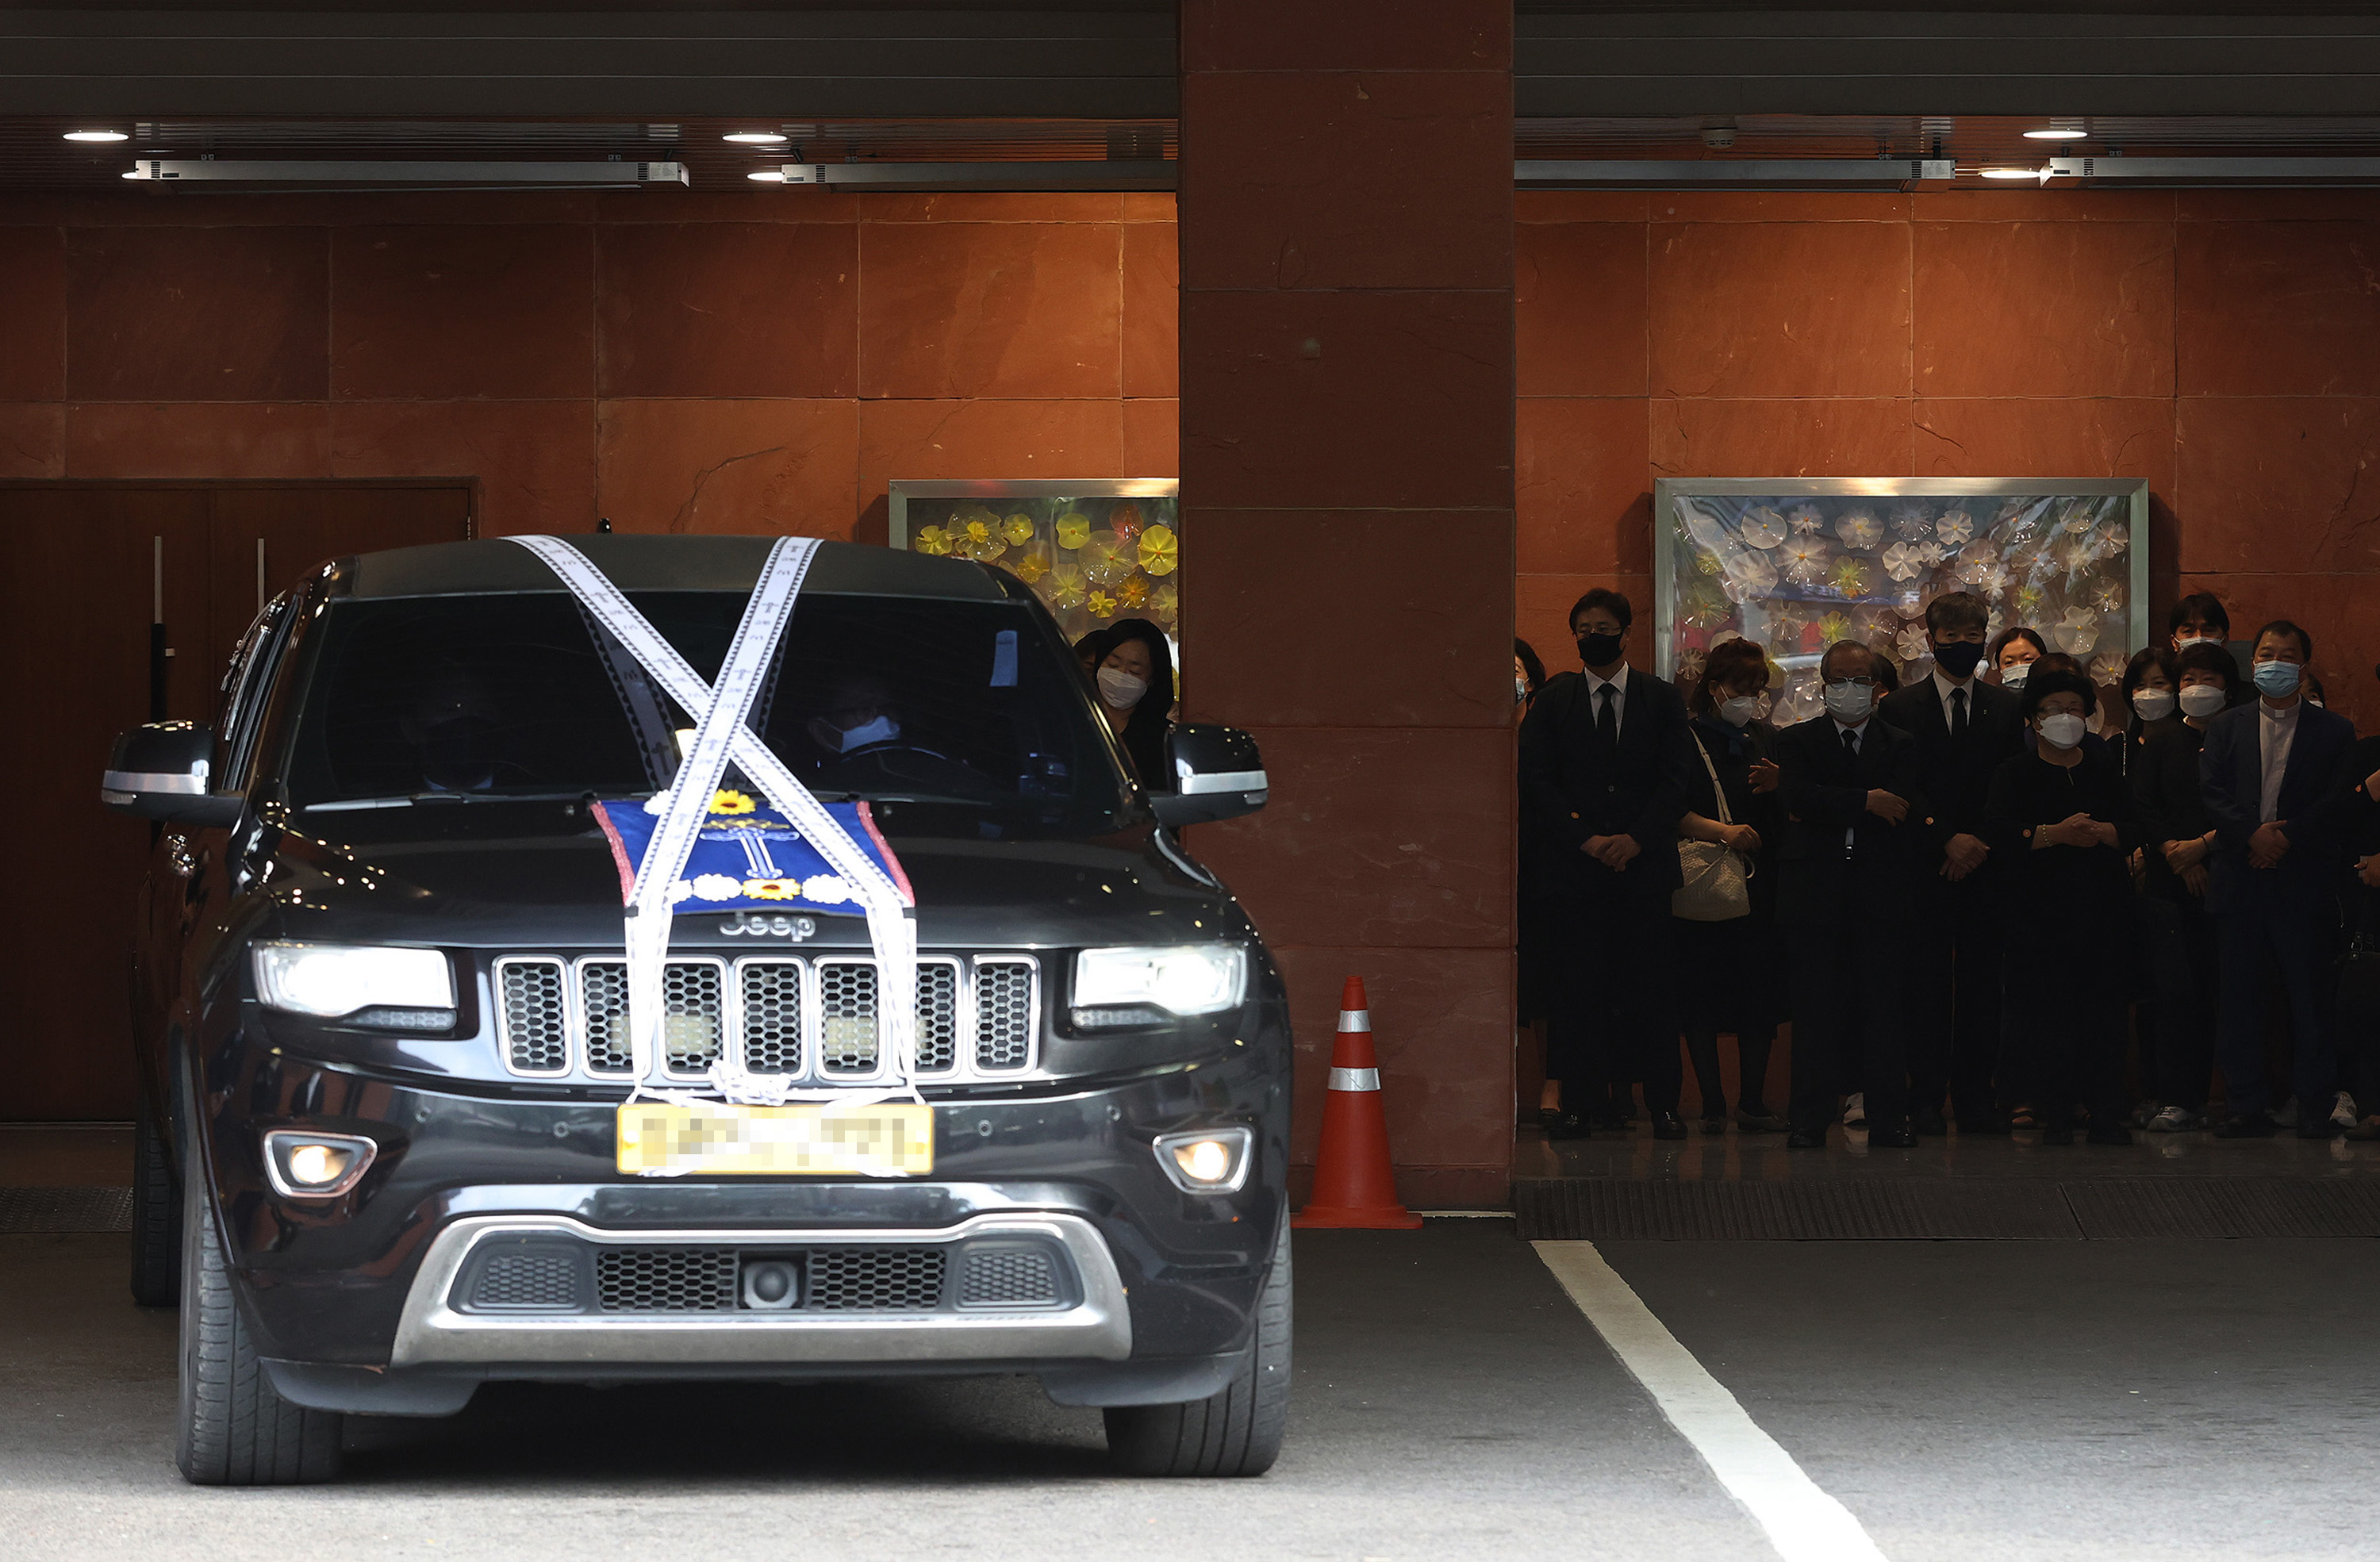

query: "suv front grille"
left=456, top=1236, right=1073, bottom=1317
left=493, top=953, right=1039, bottom=1083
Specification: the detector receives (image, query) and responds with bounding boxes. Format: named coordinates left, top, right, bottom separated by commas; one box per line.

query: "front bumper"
left=199, top=1019, right=1288, bottom=1414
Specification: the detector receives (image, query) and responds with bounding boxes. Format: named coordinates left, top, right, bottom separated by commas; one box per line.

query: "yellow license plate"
left=615, top=1103, right=935, bottom=1177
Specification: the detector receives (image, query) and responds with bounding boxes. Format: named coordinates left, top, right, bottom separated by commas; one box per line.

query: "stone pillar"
left=1177, top=0, right=1516, bottom=1207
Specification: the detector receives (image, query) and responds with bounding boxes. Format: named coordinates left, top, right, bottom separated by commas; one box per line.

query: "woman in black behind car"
left=1986, top=666, right=2144, bottom=1145
left=1674, top=639, right=1787, bottom=1131
left=2129, top=643, right=2243, bottom=1131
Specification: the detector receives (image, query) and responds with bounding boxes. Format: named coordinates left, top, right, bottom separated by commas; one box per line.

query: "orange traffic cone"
left=1293, top=977, right=1422, bottom=1230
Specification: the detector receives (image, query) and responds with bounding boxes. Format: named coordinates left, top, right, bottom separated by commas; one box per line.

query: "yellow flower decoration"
left=1045, top=574, right=1086, bottom=610
left=1149, top=582, right=1179, bottom=626
left=1054, top=512, right=1091, bottom=549
left=913, top=524, right=952, bottom=556
left=743, top=878, right=799, bottom=900
left=1081, top=529, right=1133, bottom=586
left=1136, top=523, right=1178, bottom=577
left=1087, top=589, right=1117, bottom=616
left=1818, top=611, right=1854, bottom=643
left=1001, top=513, right=1036, bottom=545
left=1829, top=557, right=1873, bottom=596
left=1119, top=574, right=1150, bottom=608
left=710, top=790, right=757, bottom=816
left=1012, top=551, right=1050, bottom=583
left=964, top=519, right=992, bottom=543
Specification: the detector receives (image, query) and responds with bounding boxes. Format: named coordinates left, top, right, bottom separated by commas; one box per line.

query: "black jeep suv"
left=102, top=535, right=1288, bottom=1484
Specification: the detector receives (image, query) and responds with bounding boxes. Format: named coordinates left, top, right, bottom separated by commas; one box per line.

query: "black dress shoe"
left=1548, top=1111, right=1591, bottom=1142
left=1868, top=1124, right=1918, bottom=1148
left=2211, top=1111, right=2278, bottom=1138
left=1652, top=1111, right=1688, bottom=1141
left=1912, top=1109, right=1948, bottom=1137
left=1535, top=1106, right=1564, bottom=1136
left=1786, top=1128, right=1825, bottom=1149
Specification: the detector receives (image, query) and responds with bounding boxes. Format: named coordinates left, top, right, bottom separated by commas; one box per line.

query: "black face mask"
left=1576, top=631, right=1624, bottom=669
left=1933, top=639, right=1986, bottom=678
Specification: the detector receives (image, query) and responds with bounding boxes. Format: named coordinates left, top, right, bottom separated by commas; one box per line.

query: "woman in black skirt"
left=1674, top=639, right=1786, bottom=1131
left=1985, top=666, right=2144, bottom=1144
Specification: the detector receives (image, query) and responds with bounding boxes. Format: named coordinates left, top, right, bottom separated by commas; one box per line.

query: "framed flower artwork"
left=1652, top=478, right=2151, bottom=727
left=889, top=478, right=1181, bottom=662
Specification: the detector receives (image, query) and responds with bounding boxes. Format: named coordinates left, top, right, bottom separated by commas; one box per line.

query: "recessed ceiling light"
left=724, top=132, right=787, bottom=144
left=64, top=129, right=129, bottom=143
left=1979, top=167, right=2043, bottom=179
left=2024, top=128, right=2088, bottom=140
left=120, top=168, right=141, bottom=178
left=747, top=169, right=787, bottom=182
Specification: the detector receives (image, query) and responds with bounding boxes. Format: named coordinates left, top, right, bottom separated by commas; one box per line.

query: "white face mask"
left=1718, top=694, right=1761, bottom=728
left=2001, top=662, right=2032, bottom=687
left=2037, top=712, right=2088, bottom=750
left=2175, top=634, right=2221, bottom=651
left=1097, top=666, right=1150, bottom=710
left=1516, top=674, right=1531, bottom=705
left=2178, top=684, right=2228, bottom=720
left=811, top=713, right=899, bottom=754
left=2129, top=688, right=2175, bottom=723
left=1821, top=682, right=1874, bottom=723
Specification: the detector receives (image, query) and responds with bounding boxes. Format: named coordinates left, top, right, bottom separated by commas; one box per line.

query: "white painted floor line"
left=1534, top=1240, right=1891, bottom=1562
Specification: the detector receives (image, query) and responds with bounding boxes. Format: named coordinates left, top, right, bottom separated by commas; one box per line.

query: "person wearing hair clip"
left=1984, top=666, right=2145, bottom=1144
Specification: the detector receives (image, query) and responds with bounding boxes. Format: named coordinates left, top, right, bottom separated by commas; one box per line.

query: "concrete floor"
left=9, top=1212, right=2380, bottom=1560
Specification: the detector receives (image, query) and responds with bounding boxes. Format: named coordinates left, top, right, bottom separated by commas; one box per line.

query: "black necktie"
left=1842, top=725, right=1860, bottom=763
left=1950, top=686, right=1968, bottom=743
left=1595, top=684, right=1618, bottom=751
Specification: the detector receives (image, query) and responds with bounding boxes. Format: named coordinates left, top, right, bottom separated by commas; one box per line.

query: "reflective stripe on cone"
left=1293, top=975, right=1423, bottom=1230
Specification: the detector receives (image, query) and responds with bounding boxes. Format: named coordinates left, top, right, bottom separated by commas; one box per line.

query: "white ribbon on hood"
left=505, top=535, right=919, bottom=1109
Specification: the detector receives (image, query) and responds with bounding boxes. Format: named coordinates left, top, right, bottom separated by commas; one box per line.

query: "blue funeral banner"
left=592, top=790, right=916, bottom=915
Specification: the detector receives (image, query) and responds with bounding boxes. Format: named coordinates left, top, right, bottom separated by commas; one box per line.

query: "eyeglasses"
left=1822, top=676, right=1877, bottom=689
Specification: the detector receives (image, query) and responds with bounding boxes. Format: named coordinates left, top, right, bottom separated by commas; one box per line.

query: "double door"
left=0, top=483, right=472, bottom=1121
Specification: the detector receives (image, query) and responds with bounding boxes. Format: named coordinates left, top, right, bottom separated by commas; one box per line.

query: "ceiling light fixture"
left=1979, top=167, right=2045, bottom=179
left=724, top=131, right=788, bottom=144
left=64, top=129, right=129, bottom=142
left=2024, top=128, right=2089, bottom=140
left=747, top=169, right=788, bottom=182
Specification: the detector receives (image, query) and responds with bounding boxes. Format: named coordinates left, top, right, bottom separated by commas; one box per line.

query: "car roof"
left=335, top=535, right=1009, bottom=602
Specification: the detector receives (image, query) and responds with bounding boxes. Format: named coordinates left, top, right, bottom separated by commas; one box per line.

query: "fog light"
left=262, top=1130, right=377, bottom=1199
left=1154, top=1126, right=1253, bottom=1194
left=741, top=1257, right=800, bottom=1311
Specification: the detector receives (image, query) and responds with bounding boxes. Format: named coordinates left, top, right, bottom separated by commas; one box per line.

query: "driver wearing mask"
left=804, top=672, right=996, bottom=800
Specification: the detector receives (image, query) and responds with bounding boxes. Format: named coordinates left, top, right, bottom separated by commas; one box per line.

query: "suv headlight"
left=1073, top=944, right=1247, bottom=1027
left=252, top=942, right=455, bottom=1019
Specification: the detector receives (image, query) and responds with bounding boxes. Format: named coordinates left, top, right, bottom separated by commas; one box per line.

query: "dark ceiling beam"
left=0, top=8, right=1177, bottom=118
left=1519, top=11, right=2380, bottom=117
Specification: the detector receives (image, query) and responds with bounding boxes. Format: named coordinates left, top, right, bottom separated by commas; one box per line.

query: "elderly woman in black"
left=1985, top=666, right=2145, bottom=1145
left=1674, top=638, right=1787, bottom=1132
left=2129, top=643, right=2244, bottom=1130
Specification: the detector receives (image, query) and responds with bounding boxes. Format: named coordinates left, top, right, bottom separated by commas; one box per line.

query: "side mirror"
left=1151, top=724, right=1268, bottom=827
left=101, top=722, right=242, bottom=826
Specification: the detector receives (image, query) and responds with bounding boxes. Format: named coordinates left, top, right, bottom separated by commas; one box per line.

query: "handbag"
left=1672, top=731, right=1752, bottom=922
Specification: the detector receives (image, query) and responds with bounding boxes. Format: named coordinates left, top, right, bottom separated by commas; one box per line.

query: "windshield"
left=277, top=589, right=1131, bottom=836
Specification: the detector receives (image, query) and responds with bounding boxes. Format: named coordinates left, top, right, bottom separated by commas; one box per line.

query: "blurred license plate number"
left=615, top=1103, right=933, bottom=1176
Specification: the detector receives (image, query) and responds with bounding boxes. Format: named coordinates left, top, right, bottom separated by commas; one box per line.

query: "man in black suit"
left=1877, top=590, right=2026, bottom=1135
left=1775, top=640, right=1929, bottom=1149
left=1518, top=588, right=1697, bottom=1140
left=2199, top=618, right=2360, bottom=1138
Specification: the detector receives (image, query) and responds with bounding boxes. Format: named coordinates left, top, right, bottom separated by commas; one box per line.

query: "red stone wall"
left=1518, top=187, right=2380, bottom=730
left=0, top=189, right=1180, bottom=537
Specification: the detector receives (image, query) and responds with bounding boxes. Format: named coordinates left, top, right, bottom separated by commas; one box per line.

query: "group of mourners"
left=1515, top=588, right=2380, bottom=1149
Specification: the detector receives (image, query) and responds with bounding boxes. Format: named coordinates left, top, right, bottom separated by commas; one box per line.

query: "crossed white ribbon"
left=506, top=535, right=919, bottom=1109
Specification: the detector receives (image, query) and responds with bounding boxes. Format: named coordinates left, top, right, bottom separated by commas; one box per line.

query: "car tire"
left=175, top=1138, right=343, bottom=1485
left=1104, top=1212, right=1291, bottom=1477
left=129, top=1088, right=182, bottom=1308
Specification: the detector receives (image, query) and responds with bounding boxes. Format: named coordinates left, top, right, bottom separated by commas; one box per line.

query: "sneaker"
left=2273, top=1096, right=2300, bottom=1127
left=1843, top=1092, right=1868, bottom=1128
left=2332, top=1092, right=2359, bottom=1130
left=2145, top=1105, right=2202, bottom=1133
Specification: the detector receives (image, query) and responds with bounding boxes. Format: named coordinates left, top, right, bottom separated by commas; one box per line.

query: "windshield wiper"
left=305, top=791, right=591, bottom=812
